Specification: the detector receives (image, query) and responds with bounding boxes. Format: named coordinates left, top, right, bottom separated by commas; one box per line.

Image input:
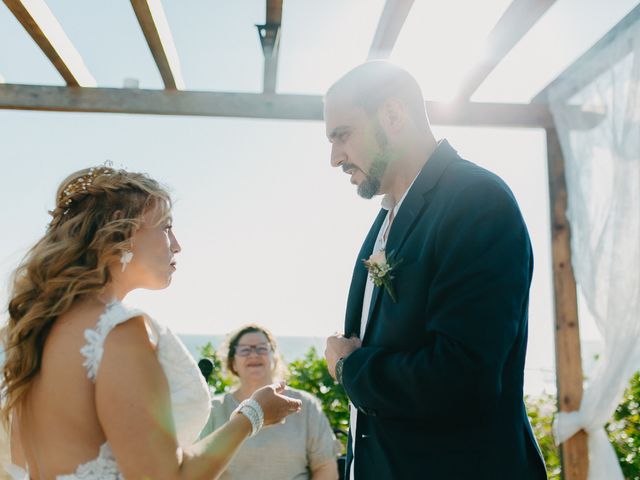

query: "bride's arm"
left=96, top=316, right=299, bottom=480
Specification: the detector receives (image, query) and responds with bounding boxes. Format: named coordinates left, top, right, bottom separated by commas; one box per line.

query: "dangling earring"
left=120, top=250, right=133, bottom=272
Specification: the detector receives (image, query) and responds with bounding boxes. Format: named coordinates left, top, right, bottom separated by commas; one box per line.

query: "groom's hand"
left=325, top=334, right=362, bottom=379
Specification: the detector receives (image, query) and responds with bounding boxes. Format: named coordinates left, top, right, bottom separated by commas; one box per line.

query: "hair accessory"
left=58, top=166, right=115, bottom=208
left=120, top=250, right=133, bottom=272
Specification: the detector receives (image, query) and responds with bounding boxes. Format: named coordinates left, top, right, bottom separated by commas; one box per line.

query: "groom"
left=323, top=62, right=547, bottom=480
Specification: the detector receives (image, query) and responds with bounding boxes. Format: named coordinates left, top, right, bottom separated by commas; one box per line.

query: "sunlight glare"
left=390, top=0, right=512, bottom=100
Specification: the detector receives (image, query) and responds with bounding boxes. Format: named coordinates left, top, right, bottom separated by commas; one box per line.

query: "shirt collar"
left=380, top=171, right=420, bottom=213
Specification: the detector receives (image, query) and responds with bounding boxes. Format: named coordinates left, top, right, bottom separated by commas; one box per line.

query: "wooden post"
left=546, top=128, right=589, bottom=480
left=261, top=0, right=282, bottom=94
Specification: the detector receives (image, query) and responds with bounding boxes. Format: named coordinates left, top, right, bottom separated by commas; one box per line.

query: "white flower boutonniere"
left=363, top=250, right=401, bottom=303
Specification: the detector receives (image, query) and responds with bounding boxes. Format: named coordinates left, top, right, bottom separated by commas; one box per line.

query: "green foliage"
left=287, top=347, right=350, bottom=453
left=526, top=371, right=640, bottom=480
left=525, top=392, right=561, bottom=479
left=198, top=341, right=640, bottom=473
left=608, top=371, right=640, bottom=479
left=198, top=341, right=234, bottom=395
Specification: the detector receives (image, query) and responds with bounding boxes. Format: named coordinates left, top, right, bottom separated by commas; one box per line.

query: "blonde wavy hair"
left=1, top=166, right=171, bottom=426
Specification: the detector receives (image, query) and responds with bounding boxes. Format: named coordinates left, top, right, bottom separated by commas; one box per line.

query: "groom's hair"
left=325, top=61, right=430, bottom=126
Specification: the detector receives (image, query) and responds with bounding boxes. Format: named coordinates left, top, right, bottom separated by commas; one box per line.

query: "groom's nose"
left=330, top=144, right=345, bottom=168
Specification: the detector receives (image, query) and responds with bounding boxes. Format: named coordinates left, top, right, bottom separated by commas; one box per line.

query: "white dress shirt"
left=349, top=178, right=416, bottom=479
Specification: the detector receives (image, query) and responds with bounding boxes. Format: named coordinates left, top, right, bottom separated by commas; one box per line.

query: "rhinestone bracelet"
left=234, top=398, right=264, bottom=436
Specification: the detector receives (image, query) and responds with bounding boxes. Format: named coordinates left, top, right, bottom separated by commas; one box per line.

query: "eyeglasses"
left=235, top=344, right=272, bottom=357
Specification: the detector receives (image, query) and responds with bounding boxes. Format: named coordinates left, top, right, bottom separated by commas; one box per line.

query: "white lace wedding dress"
left=7, top=301, right=212, bottom=479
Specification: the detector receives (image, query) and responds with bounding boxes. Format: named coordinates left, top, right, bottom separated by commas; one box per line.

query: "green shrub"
left=608, top=371, right=640, bottom=479
left=198, top=342, right=640, bottom=475
left=526, top=372, right=640, bottom=480
left=198, top=341, right=233, bottom=395
left=287, top=347, right=350, bottom=453
left=525, top=392, right=561, bottom=479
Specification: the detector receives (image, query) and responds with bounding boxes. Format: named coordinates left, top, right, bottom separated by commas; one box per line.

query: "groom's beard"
left=357, top=154, right=387, bottom=199
left=357, top=125, right=390, bottom=199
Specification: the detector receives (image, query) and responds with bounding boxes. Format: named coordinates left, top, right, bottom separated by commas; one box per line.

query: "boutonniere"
left=363, top=250, right=401, bottom=303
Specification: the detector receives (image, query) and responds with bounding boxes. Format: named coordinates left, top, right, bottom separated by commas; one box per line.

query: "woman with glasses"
left=201, top=324, right=339, bottom=480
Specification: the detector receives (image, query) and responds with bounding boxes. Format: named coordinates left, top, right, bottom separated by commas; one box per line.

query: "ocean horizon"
left=178, top=334, right=327, bottom=365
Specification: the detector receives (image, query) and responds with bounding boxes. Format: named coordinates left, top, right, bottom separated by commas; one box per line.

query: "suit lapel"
left=362, top=140, right=458, bottom=342
left=344, top=208, right=387, bottom=337
left=385, top=140, right=458, bottom=257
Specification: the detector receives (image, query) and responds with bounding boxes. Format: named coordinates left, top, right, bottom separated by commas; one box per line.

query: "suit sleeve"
left=341, top=178, right=533, bottom=421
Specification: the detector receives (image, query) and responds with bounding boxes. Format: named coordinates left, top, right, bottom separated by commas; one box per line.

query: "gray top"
left=200, top=388, right=339, bottom=480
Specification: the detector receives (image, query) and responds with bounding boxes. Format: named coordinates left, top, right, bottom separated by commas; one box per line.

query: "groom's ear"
left=378, top=97, right=406, bottom=134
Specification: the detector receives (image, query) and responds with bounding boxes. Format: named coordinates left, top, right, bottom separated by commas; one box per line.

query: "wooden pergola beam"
left=258, top=0, right=283, bottom=94
left=456, top=0, right=556, bottom=100
left=0, top=83, right=575, bottom=127
left=426, top=100, right=557, bottom=128
left=0, top=84, right=323, bottom=120
left=3, top=0, right=96, bottom=87
left=130, top=0, right=184, bottom=90
left=367, top=0, right=415, bottom=60
left=533, top=3, right=640, bottom=103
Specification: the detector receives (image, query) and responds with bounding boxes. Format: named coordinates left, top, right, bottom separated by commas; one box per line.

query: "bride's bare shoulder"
left=54, top=298, right=109, bottom=331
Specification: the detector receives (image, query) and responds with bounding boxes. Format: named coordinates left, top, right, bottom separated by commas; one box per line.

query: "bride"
left=2, top=166, right=302, bottom=479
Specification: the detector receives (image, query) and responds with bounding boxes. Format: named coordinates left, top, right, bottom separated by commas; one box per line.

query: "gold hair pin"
left=58, top=166, right=115, bottom=208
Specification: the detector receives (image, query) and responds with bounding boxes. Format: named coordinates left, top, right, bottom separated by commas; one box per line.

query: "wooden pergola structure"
left=1, top=1, right=638, bottom=478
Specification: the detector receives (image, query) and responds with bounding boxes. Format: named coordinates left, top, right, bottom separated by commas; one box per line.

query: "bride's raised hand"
left=250, top=381, right=302, bottom=426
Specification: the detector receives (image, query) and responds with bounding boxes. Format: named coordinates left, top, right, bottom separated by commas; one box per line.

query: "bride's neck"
left=98, top=283, right=129, bottom=304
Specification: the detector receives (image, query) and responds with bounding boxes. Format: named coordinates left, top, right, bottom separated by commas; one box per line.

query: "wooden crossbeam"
left=425, top=99, right=557, bottom=128
left=367, top=0, right=414, bottom=60
left=130, top=0, right=184, bottom=90
left=0, top=83, right=588, bottom=128
left=533, top=3, right=640, bottom=103
left=0, top=84, right=324, bottom=120
left=456, top=0, right=556, bottom=100
left=258, top=0, right=283, bottom=94
left=3, top=0, right=96, bottom=87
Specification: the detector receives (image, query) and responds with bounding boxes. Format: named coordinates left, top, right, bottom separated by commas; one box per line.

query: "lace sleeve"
left=80, top=302, right=145, bottom=382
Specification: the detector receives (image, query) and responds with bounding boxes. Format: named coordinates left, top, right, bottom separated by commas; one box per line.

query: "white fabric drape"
left=548, top=18, right=640, bottom=480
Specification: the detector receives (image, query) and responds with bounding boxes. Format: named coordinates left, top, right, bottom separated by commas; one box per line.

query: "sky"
left=1, top=0, right=638, bottom=393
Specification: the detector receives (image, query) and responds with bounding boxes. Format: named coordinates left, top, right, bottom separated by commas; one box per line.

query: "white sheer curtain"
left=547, top=19, right=640, bottom=480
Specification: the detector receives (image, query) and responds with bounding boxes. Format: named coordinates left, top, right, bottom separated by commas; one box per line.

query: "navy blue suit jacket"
left=342, top=140, right=547, bottom=479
